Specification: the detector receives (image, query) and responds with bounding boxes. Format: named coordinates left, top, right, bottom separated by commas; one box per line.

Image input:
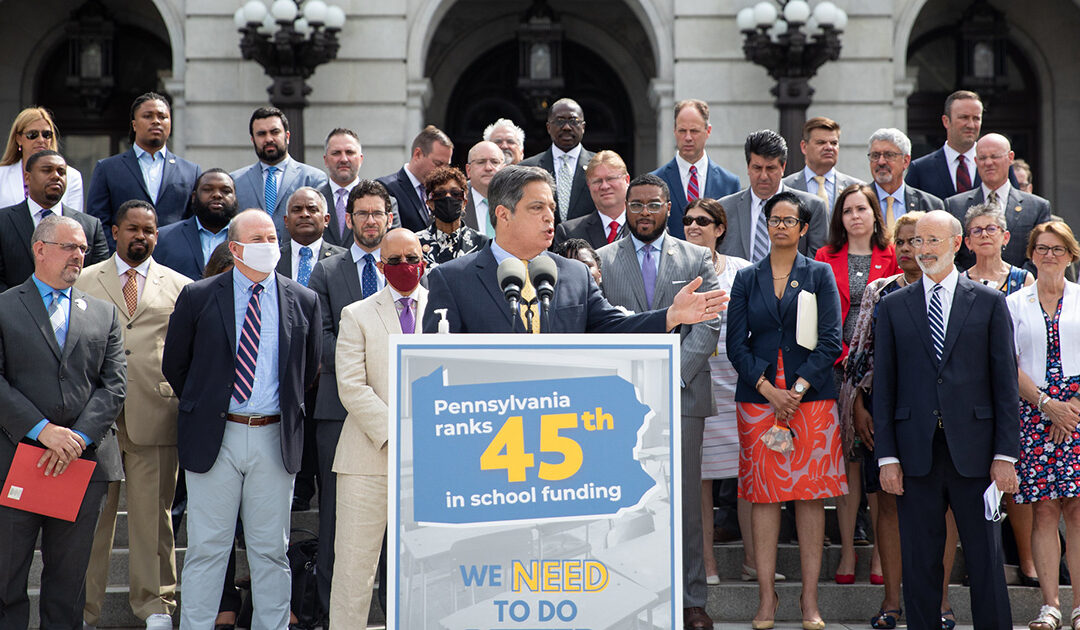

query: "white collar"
left=675, top=152, right=709, bottom=177
left=981, top=180, right=1012, bottom=203
left=115, top=253, right=151, bottom=278
left=551, top=144, right=582, bottom=164
left=330, top=178, right=359, bottom=197
left=942, top=143, right=976, bottom=168
left=293, top=238, right=323, bottom=256
left=923, top=265, right=960, bottom=296
left=351, top=242, right=380, bottom=263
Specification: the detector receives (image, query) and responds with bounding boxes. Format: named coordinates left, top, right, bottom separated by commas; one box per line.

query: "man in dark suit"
left=0, top=215, right=126, bottom=630
left=0, top=150, right=108, bottom=291
left=376, top=125, right=453, bottom=232
left=161, top=209, right=321, bottom=630
left=306, top=178, right=393, bottom=616
left=944, top=133, right=1051, bottom=270
left=463, top=140, right=505, bottom=235
left=653, top=99, right=740, bottom=239
left=85, top=92, right=202, bottom=247
left=422, top=165, right=728, bottom=334
left=230, top=107, right=327, bottom=241
left=867, top=128, right=944, bottom=228
left=520, top=99, right=596, bottom=224
left=553, top=150, right=630, bottom=251
left=596, top=173, right=720, bottom=630
left=874, top=210, right=1018, bottom=630
left=154, top=169, right=238, bottom=281
left=318, top=128, right=400, bottom=247
left=782, top=116, right=864, bottom=216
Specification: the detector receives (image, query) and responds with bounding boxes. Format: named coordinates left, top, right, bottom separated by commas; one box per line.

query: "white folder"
left=796, top=291, right=817, bottom=350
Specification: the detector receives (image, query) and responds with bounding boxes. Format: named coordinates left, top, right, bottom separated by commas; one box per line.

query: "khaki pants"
left=330, top=473, right=387, bottom=629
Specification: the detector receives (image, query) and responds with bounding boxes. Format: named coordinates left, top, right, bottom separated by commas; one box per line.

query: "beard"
left=123, top=240, right=151, bottom=264
left=193, top=197, right=238, bottom=233
left=917, top=253, right=954, bottom=277
left=256, top=140, right=286, bottom=164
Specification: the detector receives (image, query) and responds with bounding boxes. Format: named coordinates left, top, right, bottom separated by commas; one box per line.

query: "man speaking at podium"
left=422, top=165, right=727, bottom=334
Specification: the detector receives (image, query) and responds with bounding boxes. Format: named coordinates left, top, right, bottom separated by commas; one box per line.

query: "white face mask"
left=235, top=241, right=281, bottom=274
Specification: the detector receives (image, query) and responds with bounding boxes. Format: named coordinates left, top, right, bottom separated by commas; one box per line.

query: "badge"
left=667, top=248, right=674, bottom=256
left=791, top=280, right=799, bottom=288
left=1015, top=205, right=1022, bottom=213
left=74, top=298, right=87, bottom=311
left=168, top=158, right=176, bottom=164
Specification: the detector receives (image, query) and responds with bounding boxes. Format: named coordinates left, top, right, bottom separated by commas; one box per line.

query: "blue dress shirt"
left=228, top=268, right=280, bottom=415
left=196, top=217, right=228, bottom=269
left=134, top=144, right=166, bottom=203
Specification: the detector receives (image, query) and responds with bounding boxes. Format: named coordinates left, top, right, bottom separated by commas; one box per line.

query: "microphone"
left=496, top=257, right=527, bottom=315
left=528, top=255, right=558, bottom=311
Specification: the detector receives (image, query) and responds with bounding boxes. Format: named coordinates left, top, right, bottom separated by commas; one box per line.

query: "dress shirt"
left=388, top=285, right=419, bottom=323
left=133, top=144, right=166, bottom=203
left=551, top=144, right=583, bottom=190
left=469, top=186, right=492, bottom=236
left=290, top=238, right=323, bottom=280
left=629, top=231, right=665, bottom=277
left=402, top=164, right=426, bottom=206
left=599, top=210, right=625, bottom=237
left=262, top=159, right=288, bottom=198
left=749, top=184, right=785, bottom=251
left=25, top=274, right=90, bottom=445
left=981, top=181, right=1012, bottom=213
left=330, top=178, right=358, bottom=201
left=27, top=197, right=60, bottom=227
left=228, top=268, right=280, bottom=416
left=349, top=242, right=385, bottom=292
left=114, top=253, right=151, bottom=301
left=942, top=143, right=977, bottom=193
left=676, top=152, right=709, bottom=199
left=803, top=165, right=836, bottom=206
left=195, top=217, right=228, bottom=269
left=873, top=182, right=908, bottom=220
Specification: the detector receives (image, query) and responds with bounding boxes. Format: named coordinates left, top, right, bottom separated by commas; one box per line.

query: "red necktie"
left=607, top=221, right=619, bottom=243
left=955, top=154, right=972, bottom=193
left=687, top=165, right=700, bottom=202
left=232, top=284, right=263, bottom=405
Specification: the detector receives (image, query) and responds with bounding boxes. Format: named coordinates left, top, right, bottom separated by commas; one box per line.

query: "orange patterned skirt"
left=737, top=351, right=848, bottom=503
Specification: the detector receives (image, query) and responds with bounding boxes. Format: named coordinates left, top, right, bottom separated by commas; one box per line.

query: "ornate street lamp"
left=516, top=0, right=564, bottom=122
left=737, top=1, right=847, bottom=174
left=65, top=0, right=116, bottom=116
left=235, top=0, right=346, bottom=162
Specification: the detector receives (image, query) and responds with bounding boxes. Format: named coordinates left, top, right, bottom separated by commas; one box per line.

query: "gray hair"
left=487, top=165, right=554, bottom=228
left=868, top=128, right=912, bottom=157
left=483, top=118, right=525, bottom=147
left=287, top=186, right=327, bottom=213
left=31, top=215, right=83, bottom=246
left=963, top=202, right=1007, bottom=231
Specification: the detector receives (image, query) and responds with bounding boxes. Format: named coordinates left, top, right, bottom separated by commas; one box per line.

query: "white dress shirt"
left=599, top=210, right=626, bottom=238
left=980, top=181, right=1012, bottom=213
left=551, top=144, right=583, bottom=190
left=942, top=143, right=977, bottom=193
left=469, top=186, right=492, bottom=236
left=290, top=237, right=323, bottom=280
left=27, top=197, right=60, bottom=227
left=676, top=152, right=709, bottom=200
left=115, top=253, right=151, bottom=301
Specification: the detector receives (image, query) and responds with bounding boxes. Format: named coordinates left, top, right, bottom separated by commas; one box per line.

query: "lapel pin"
left=1029, top=296, right=1037, bottom=303
left=874, top=264, right=882, bottom=269
left=791, top=280, right=799, bottom=288
left=1015, top=205, right=1022, bottom=213
left=74, top=298, right=86, bottom=311
left=667, top=248, right=674, bottom=256
left=169, top=158, right=176, bottom=164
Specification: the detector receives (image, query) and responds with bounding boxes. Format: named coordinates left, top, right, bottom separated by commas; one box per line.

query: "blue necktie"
left=48, top=290, right=67, bottom=348
left=264, top=165, right=278, bottom=212
left=361, top=253, right=378, bottom=298
left=233, top=283, right=264, bottom=405
left=928, top=284, right=945, bottom=363
left=642, top=244, right=657, bottom=309
left=297, top=246, right=313, bottom=287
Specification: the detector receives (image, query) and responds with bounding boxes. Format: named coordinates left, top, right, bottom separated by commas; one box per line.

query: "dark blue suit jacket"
left=726, top=254, right=842, bottom=403
left=421, top=244, right=669, bottom=334
left=653, top=157, right=740, bottom=239
left=905, top=146, right=1018, bottom=203
left=377, top=167, right=429, bottom=233
left=872, top=275, right=1019, bottom=477
left=153, top=217, right=209, bottom=281
left=161, top=271, right=322, bottom=474
left=86, top=147, right=202, bottom=247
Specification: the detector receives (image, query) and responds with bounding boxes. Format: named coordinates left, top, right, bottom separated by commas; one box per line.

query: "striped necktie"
left=48, top=290, right=67, bottom=348
left=264, top=165, right=278, bottom=212
left=752, top=199, right=771, bottom=263
left=928, top=284, right=945, bottom=363
left=232, top=283, right=264, bottom=405
left=687, top=165, right=700, bottom=202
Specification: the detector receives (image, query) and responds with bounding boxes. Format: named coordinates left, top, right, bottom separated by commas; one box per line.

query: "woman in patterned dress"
left=416, top=166, right=489, bottom=270
left=727, top=192, right=845, bottom=629
left=1007, top=222, right=1080, bottom=630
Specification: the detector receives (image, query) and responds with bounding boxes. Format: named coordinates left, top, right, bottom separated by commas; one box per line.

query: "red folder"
left=0, top=443, right=96, bottom=522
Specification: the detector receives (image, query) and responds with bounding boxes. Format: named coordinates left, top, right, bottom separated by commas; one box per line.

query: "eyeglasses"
left=868, top=151, right=904, bottom=162
left=910, top=237, right=948, bottom=248
left=588, top=175, right=626, bottom=188
left=627, top=201, right=666, bottom=214
left=1034, top=244, right=1070, bottom=257
left=968, top=225, right=1002, bottom=237
left=383, top=255, right=422, bottom=265
left=550, top=117, right=584, bottom=128
left=21, top=129, right=54, bottom=141
left=468, top=158, right=503, bottom=167
left=41, top=240, right=88, bottom=254
left=767, top=216, right=801, bottom=228
left=682, top=216, right=717, bottom=227
left=429, top=189, right=466, bottom=201
left=351, top=210, right=387, bottom=221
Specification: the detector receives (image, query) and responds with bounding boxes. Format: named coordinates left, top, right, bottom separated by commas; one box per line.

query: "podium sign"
left=389, top=335, right=682, bottom=630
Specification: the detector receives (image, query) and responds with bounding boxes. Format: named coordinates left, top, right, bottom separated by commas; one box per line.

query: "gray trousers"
left=682, top=414, right=707, bottom=608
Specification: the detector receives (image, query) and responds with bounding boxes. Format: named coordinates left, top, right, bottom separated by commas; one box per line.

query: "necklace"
left=773, top=273, right=790, bottom=280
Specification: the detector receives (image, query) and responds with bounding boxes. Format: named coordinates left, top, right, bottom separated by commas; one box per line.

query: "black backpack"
left=287, top=529, right=323, bottom=629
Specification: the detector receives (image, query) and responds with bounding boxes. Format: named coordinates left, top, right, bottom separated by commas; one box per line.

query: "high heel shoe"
left=801, top=602, right=826, bottom=630
left=751, top=592, right=779, bottom=630
left=835, top=552, right=856, bottom=584
left=870, top=572, right=884, bottom=585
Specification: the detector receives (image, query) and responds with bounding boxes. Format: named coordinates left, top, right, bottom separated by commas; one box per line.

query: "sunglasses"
left=682, top=216, right=716, bottom=227
left=429, top=189, right=466, bottom=201
left=21, top=129, right=54, bottom=141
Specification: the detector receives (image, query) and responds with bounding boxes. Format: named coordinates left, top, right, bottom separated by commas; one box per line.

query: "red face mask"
left=382, top=259, right=425, bottom=293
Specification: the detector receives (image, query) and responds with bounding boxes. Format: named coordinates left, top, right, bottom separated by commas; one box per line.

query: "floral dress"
left=1015, top=298, right=1080, bottom=503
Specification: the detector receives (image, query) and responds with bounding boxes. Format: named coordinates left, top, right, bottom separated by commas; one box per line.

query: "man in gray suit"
left=318, top=128, right=399, bottom=247
left=944, top=133, right=1051, bottom=270
left=782, top=116, right=863, bottom=215
left=718, top=130, right=828, bottom=262
left=230, top=107, right=327, bottom=242
left=867, top=128, right=944, bottom=229
left=0, top=215, right=126, bottom=629
left=596, top=173, right=720, bottom=630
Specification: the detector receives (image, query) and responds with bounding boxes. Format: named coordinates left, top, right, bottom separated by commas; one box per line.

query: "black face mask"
left=431, top=197, right=462, bottom=223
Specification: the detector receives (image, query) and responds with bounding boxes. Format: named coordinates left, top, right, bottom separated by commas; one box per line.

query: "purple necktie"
left=398, top=297, right=415, bottom=334
left=642, top=244, right=656, bottom=309
left=335, top=188, right=348, bottom=240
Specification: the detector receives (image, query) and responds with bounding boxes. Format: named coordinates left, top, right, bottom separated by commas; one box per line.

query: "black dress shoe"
left=1019, top=572, right=1040, bottom=587
left=684, top=606, right=713, bottom=629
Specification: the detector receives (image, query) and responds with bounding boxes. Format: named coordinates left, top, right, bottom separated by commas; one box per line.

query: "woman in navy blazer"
left=726, top=192, right=844, bottom=629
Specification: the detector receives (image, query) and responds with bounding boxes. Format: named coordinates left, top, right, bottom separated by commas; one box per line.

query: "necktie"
left=361, top=253, right=378, bottom=298
left=987, top=190, right=999, bottom=209
left=955, top=155, right=972, bottom=193
left=123, top=268, right=139, bottom=316
left=37, top=208, right=50, bottom=225
left=752, top=200, right=771, bottom=263
left=398, top=297, right=415, bottom=334
left=607, top=221, right=619, bottom=244
left=232, top=283, right=264, bottom=405
left=48, top=290, right=67, bottom=348
left=687, top=165, right=700, bottom=202
left=928, top=284, right=945, bottom=363
left=642, top=244, right=657, bottom=309
left=885, top=196, right=895, bottom=230
left=297, top=246, right=313, bottom=287
left=813, top=175, right=828, bottom=202
left=556, top=155, right=573, bottom=221
left=480, top=199, right=494, bottom=237
left=519, top=259, right=538, bottom=333
left=335, top=188, right=349, bottom=241
left=417, top=183, right=428, bottom=222
left=264, top=165, right=278, bottom=212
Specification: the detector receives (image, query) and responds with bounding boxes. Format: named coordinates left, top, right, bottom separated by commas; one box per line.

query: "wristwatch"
left=793, top=382, right=808, bottom=395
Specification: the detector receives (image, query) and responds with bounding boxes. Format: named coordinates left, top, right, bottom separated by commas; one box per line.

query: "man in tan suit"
left=330, top=228, right=427, bottom=628
left=78, top=199, right=192, bottom=630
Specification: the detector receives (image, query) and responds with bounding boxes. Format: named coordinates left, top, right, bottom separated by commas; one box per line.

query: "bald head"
left=228, top=208, right=277, bottom=243
left=382, top=227, right=421, bottom=253
left=467, top=141, right=506, bottom=196
left=975, top=133, right=1014, bottom=190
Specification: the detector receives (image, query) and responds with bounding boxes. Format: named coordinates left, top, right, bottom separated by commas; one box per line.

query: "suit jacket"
left=943, top=187, right=1052, bottom=269
left=153, top=216, right=211, bottom=281
left=520, top=147, right=597, bottom=223
left=552, top=211, right=627, bottom=251
left=782, top=169, right=864, bottom=217
left=596, top=236, right=721, bottom=417
left=231, top=157, right=328, bottom=241
left=0, top=162, right=85, bottom=213
left=332, top=285, right=427, bottom=476
left=161, top=271, right=322, bottom=474
left=725, top=253, right=842, bottom=403
left=653, top=157, right=741, bottom=239
left=377, top=167, right=430, bottom=233
left=318, top=182, right=400, bottom=247
left=0, top=201, right=109, bottom=292
left=421, top=244, right=669, bottom=334
left=0, top=278, right=126, bottom=482
left=873, top=275, right=1019, bottom=477
left=275, top=240, right=347, bottom=280
left=75, top=256, right=191, bottom=445
left=814, top=242, right=900, bottom=360
left=86, top=148, right=202, bottom=247
left=715, top=188, right=828, bottom=261
left=463, top=187, right=481, bottom=231
left=897, top=184, right=945, bottom=214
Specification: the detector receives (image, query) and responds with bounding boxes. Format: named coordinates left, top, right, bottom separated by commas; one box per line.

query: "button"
left=126, top=324, right=133, bottom=329
left=219, top=412, right=225, bottom=418
left=125, top=350, right=131, bottom=355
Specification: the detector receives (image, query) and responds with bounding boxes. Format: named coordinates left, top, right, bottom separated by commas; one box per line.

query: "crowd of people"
left=0, top=86, right=1075, bottom=630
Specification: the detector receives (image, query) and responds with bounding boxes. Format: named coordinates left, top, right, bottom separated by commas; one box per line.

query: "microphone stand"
left=524, top=297, right=538, bottom=333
